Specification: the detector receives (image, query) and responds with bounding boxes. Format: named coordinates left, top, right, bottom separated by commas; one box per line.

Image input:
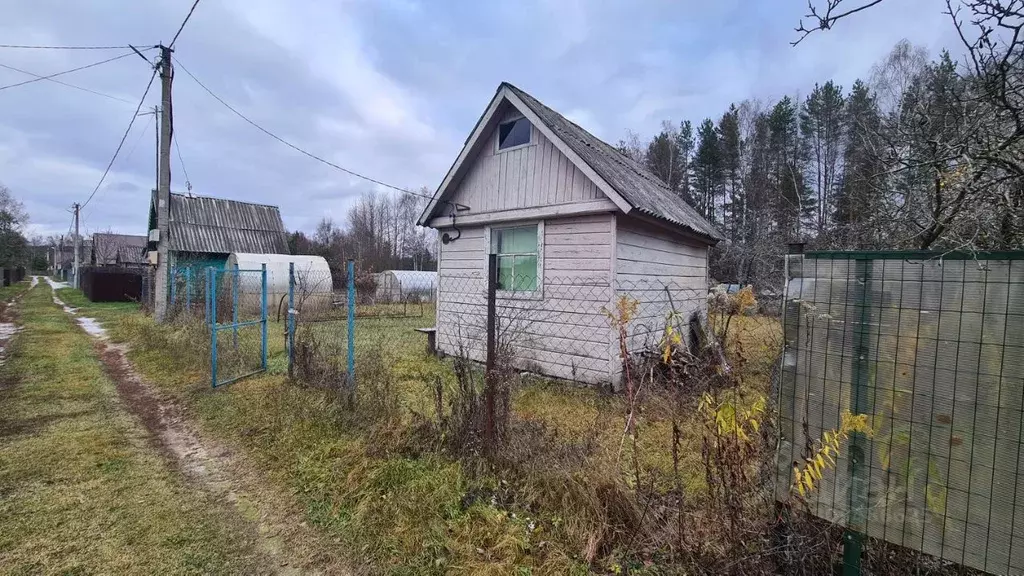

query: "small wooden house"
left=146, top=192, right=289, bottom=275
left=418, top=82, right=722, bottom=385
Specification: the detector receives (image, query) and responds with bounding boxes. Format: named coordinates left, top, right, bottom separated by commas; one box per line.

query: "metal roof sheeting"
left=92, top=233, right=147, bottom=265
left=168, top=193, right=288, bottom=255
left=504, top=83, right=723, bottom=242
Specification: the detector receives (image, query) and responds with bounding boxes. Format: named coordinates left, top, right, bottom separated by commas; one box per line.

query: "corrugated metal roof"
left=503, top=83, right=723, bottom=242
left=167, top=193, right=288, bottom=254
left=92, top=233, right=147, bottom=265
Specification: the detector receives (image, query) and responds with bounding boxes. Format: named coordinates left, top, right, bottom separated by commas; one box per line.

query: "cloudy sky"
left=2, top=0, right=962, bottom=240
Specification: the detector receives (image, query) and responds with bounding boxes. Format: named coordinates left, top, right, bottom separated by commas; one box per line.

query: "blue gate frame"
left=206, top=264, right=268, bottom=388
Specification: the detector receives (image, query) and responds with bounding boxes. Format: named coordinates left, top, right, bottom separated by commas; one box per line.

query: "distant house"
left=52, top=238, right=91, bottom=281
left=418, top=82, right=722, bottom=385
left=147, top=192, right=289, bottom=273
left=91, top=233, right=147, bottom=267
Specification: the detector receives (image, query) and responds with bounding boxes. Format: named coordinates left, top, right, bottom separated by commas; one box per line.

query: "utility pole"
left=139, top=105, right=160, bottom=191
left=154, top=45, right=173, bottom=322
left=72, top=203, right=80, bottom=289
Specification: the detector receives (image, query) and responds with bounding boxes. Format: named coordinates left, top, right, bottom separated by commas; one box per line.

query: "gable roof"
left=419, top=82, right=723, bottom=243
left=92, top=233, right=147, bottom=265
left=149, top=192, right=289, bottom=255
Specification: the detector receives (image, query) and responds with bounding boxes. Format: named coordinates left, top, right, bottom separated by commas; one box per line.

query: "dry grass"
left=0, top=283, right=268, bottom=574
left=69, top=288, right=787, bottom=574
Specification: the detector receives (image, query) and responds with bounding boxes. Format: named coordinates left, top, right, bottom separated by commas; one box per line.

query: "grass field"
left=61, top=286, right=783, bottom=574
left=0, top=282, right=270, bottom=574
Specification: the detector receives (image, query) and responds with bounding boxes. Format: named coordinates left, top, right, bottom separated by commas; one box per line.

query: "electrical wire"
left=80, top=67, right=159, bottom=210
left=0, top=44, right=130, bottom=50
left=169, top=0, right=202, bottom=48
left=172, top=132, right=192, bottom=192
left=173, top=56, right=432, bottom=200
left=0, top=50, right=147, bottom=91
left=82, top=120, right=153, bottom=224
left=0, top=61, right=135, bottom=104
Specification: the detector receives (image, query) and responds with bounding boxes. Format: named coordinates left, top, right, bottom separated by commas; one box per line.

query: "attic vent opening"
left=498, top=117, right=531, bottom=150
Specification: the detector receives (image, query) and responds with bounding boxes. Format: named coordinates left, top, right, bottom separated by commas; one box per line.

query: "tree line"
left=289, top=189, right=436, bottom=284
left=620, top=33, right=1022, bottom=287
left=0, top=184, right=34, bottom=270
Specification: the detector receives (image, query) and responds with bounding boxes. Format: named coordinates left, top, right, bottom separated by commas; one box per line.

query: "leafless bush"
left=292, top=325, right=345, bottom=392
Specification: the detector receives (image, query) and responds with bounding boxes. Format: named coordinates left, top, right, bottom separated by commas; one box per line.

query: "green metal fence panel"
left=778, top=251, right=1024, bottom=574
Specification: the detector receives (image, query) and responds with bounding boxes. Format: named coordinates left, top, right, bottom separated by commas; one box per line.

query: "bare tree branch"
left=792, top=0, right=887, bottom=45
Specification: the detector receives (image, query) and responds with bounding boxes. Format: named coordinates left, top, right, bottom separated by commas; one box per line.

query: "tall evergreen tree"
left=692, top=118, right=723, bottom=224
left=644, top=120, right=694, bottom=203
left=717, top=106, right=743, bottom=241
left=768, top=97, right=814, bottom=240
left=800, top=81, right=845, bottom=235
left=835, top=80, right=884, bottom=248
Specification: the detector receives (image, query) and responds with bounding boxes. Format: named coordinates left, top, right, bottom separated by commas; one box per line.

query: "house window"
left=497, top=117, right=531, bottom=150
left=491, top=225, right=538, bottom=291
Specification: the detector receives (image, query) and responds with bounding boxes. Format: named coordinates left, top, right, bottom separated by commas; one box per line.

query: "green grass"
left=54, top=287, right=139, bottom=326
left=0, top=283, right=268, bottom=575
left=64, top=287, right=783, bottom=574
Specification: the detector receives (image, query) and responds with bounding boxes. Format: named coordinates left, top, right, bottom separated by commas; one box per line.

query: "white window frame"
left=485, top=220, right=544, bottom=300
left=495, top=115, right=533, bottom=153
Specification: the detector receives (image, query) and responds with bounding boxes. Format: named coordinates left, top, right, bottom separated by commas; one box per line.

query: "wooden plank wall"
left=615, top=217, right=709, bottom=355
left=447, top=103, right=603, bottom=214
left=435, top=214, right=614, bottom=384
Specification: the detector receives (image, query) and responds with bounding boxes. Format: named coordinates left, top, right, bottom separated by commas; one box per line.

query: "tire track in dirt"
left=44, top=278, right=348, bottom=575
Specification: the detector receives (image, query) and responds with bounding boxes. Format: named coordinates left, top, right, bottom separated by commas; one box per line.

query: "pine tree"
left=692, top=118, right=723, bottom=224
left=835, top=80, right=884, bottom=248
left=644, top=120, right=695, bottom=204
left=768, top=97, right=814, bottom=240
left=717, top=106, right=742, bottom=241
left=800, top=81, right=846, bottom=235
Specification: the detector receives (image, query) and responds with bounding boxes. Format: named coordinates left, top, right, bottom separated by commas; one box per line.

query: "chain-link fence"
left=284, top=255, right=711, bottom=393
left=208, top=266, right=268, bottom=387
left=167, top=266, right=209, bottom=320
left=776, top=250, right=1024, bottom=574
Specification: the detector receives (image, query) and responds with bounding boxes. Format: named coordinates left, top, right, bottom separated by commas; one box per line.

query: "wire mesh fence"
left=208, top=267, right=268, bottom=387
left=776, top=250, right=1024, bottom=574
left=435, top=271, right=709, bottom=385
left=168, top=266, right=208, bottom=320
left=283, top=255, right=713, bottom=393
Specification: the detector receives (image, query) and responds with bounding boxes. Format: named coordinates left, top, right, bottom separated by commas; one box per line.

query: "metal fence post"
left=844, top=256, right=872, bottom=576
left=185, top=267, right=192, bottom=314
left=261, top=263, right=268, bottom=371
left=205, top=267, right=212, bottom=328
left=232, top=263, right=239, bottom=350
left=211, top=268, right=218, bottom=388
left=288, top=261, right=295, bottom=379
left=169, top=265, right=176, bottom=316
left=346, top=259, right=355, bottom=401
left=484, top=253, right=497, bottom=454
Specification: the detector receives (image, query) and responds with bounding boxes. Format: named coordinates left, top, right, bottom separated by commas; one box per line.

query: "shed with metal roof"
left=147, top=192, right=289, bottom=273
left=417, top=82, right=720, bottom=387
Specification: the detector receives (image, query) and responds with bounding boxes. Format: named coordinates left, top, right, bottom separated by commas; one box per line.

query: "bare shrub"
left=292, top=324, right=345, bottom=391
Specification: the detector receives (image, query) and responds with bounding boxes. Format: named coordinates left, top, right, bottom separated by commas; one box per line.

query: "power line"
left=172, top=133, right=192, bottom=192
left=173, top=56, right=432, bottom=200
left=169, top=0, right=202, bottom=48
left=0, top=61, right=134, bottom=104
left=0, top=44, right=131, bottom=50
left=82, top=120, right=153, bottom=224
left=0, top=50, right=147, bottom=91
left=80, top=67, right=159, bottom=211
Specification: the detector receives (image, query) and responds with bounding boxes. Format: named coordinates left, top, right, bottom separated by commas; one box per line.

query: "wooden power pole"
left=72, top=203, right=80, bottom=288
left=153, top=45, right=174, bottom=322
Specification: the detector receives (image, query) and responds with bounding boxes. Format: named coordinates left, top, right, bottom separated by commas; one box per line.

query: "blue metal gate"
left=206, top=264, right=268, bottom=388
